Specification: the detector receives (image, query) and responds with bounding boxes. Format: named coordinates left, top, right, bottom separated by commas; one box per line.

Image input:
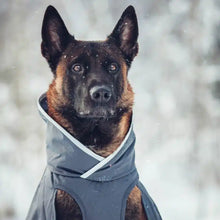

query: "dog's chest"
left=53, top=168, right=138, bottom=220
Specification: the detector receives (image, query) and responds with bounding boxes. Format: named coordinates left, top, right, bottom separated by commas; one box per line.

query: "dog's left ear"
left=108, top=6, right=138, bottom=64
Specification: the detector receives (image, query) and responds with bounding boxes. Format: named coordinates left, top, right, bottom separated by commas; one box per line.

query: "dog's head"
left=41, top=5, right=138, bottom=121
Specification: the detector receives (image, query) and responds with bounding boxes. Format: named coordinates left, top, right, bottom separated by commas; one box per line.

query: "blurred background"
left=1, top=0, right=220, bottom=219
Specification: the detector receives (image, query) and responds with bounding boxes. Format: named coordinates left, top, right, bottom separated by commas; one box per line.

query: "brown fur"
left=91, top=111, right=132, bottom=157
left=47, top=62, right=76, bottom=135
left=126, top=186, right=148, bottom=220
left=56, top=190, right=82, bottom=220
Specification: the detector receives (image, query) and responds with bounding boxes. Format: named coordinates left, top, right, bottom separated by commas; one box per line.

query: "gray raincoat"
left=26, top=94, right=162, bottom=220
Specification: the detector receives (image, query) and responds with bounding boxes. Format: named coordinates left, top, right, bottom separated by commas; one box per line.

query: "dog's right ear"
left=41, top=6, right=73, bottom=73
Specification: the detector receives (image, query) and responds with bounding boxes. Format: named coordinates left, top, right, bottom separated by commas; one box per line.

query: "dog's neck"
left=91, top=111, right=132, bottom=157
left=47, top=93, right=132, bottom=157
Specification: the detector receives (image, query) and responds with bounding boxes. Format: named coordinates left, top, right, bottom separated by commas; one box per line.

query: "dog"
left=26, top=5, right=162, bottom=220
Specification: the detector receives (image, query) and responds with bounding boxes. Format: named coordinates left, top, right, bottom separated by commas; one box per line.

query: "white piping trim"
left=80, top=123, right=133, bottom=179
left=37, top=96, right=104, bottom=162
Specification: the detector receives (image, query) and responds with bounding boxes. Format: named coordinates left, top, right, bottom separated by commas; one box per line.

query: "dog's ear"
left=108, top=6, right=138, bottom=65
left=41, top=5, right=73, bottom=73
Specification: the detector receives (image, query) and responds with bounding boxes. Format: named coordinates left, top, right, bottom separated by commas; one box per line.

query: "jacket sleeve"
left=137, top=181, right=162, bottom=220
left=26, top=168, right=57, bottom=220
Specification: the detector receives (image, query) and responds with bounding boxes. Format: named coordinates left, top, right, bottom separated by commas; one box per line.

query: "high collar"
left=38, top=93, right=137, bottom=182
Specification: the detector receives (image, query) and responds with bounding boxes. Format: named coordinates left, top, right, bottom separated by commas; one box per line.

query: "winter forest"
left=0, top=0, right=220, bottom=219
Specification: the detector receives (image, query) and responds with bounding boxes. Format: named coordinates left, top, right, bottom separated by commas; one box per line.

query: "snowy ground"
left=1, top=0, right=220, bottom=219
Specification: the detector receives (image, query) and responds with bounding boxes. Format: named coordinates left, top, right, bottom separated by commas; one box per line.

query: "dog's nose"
left=90, top=86, right=112, bottom=103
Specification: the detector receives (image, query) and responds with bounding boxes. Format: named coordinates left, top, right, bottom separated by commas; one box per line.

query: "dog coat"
left=26, top=93, right=162, bottom=220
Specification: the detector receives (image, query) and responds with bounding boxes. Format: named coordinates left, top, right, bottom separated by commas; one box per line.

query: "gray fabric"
left=26, top=93, right=162, bottom=220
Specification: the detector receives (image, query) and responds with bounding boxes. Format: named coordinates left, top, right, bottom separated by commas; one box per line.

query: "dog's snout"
left=90, top=86, right=112, bottom=103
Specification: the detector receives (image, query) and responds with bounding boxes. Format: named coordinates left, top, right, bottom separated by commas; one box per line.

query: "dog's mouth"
left=76, top=107, right=116, bottom=119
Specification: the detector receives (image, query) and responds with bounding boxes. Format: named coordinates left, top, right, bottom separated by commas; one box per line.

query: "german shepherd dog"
left=41, top=5, right=147, bottom=220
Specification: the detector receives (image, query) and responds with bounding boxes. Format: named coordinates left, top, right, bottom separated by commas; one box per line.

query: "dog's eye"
left=71, top=64, right=84, bottom=73
left=107, top=63, right=119, bottom=73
